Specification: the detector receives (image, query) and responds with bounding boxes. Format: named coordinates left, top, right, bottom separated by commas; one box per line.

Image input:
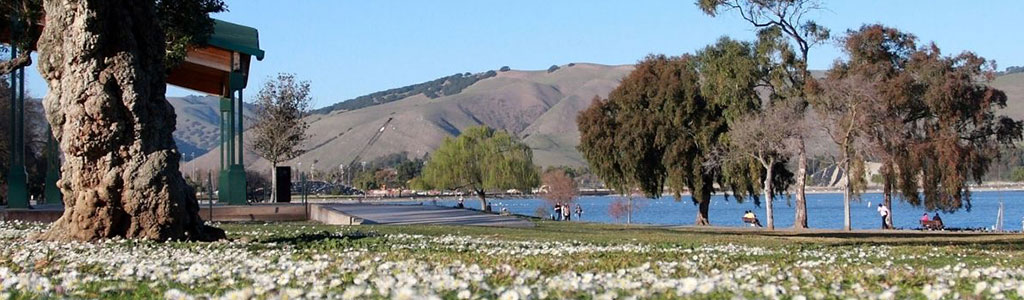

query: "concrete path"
left=323, top=204, right=535, bottom=228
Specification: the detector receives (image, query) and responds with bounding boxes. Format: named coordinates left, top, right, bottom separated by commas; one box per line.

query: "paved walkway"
left=324, top=204, right=535, bottom=228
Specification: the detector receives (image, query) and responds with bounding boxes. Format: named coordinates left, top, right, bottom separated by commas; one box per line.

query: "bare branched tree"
left=249, top=73, right=312, bottom=202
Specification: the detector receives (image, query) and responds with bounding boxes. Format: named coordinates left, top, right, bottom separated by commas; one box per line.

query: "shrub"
left=547, top=65, right=560, bottom=73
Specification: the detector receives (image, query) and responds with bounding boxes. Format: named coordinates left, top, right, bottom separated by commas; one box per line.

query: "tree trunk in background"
left=794, top=138, right=808, bottom=229
left=695, top=186, right=711, bottom=225
left=35, top=0, right=224, bottom=241
left=270, top=163, right=278, bottom=203
left=763, top=159, right=775, bottom=230
left=842, top=162, right=852, bottom=231
left=883, top=162, right=893, bottom=229
left=476, top=189, right=489, bottom=212
left=695, top=199, right=710, bottom=226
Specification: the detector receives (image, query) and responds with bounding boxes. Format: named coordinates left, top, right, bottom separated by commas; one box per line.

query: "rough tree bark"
left=35, top=0, right=224, bottom=241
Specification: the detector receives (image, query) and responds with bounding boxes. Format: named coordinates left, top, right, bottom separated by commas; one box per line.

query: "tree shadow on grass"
left=259, top=231, right=380, bottom=249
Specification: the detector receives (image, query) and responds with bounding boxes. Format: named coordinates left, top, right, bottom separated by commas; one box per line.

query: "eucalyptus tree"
left=698, top=0, right=829, bottom=229
left=420, top=126, right=538, bottom=211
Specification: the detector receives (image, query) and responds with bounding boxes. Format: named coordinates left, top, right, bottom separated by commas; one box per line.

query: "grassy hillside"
left=184, top=65, right=1024, bottom=179
left=188, top=63, right=631, bottom=174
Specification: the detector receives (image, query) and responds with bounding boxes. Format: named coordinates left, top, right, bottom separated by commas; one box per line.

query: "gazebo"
left=2, top=18, right=263, bottom=208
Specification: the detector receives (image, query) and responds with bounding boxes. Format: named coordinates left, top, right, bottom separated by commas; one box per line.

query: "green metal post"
left=218, top=97, right=233, bottom=204
left=7, top=12, right=29, bottom=209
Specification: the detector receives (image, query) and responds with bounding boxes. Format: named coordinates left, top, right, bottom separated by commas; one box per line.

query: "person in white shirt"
left=876, top=204, right=891, bottom=229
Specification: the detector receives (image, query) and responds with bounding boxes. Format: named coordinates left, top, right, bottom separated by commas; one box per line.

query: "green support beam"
left=6, top=18, right=28, bottom=209
left=218, top=55, right=247, bottom=205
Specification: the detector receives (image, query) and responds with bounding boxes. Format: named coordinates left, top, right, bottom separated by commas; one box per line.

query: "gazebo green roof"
left=208, top=19, right=265, bottom=60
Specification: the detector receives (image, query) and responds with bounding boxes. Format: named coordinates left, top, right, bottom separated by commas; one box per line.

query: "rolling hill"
left=187, top=63, right=632, bottom=174
left=181, top=63, right=1024, bottom=180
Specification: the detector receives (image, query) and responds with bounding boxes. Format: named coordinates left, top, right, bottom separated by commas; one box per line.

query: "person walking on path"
left=877, top=204, right=891, bottom=229
left=575, top=204, right=583, bottom=220
left=554, top=204, right=562, bottom=221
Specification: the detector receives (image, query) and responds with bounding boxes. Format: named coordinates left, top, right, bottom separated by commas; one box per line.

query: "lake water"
left=402, top=190, right=1024, bottom=230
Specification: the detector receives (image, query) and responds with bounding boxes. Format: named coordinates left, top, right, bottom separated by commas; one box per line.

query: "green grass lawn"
left=3, top=220, right=1024, bottom=299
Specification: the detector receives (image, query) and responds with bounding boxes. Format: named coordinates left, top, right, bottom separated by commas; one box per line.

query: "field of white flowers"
left=2, top=220, right=1024, bottom=299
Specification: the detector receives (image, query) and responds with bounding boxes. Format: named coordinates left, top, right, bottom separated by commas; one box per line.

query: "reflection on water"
left=402, top=191, right=1024, bottom=230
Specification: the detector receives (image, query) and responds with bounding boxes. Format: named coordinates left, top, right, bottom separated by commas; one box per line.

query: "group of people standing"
left=553, top=203, right=582, bottom=221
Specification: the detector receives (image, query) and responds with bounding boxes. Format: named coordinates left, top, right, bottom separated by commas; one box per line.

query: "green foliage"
left=353, top=171, right=379, bottom=191
left=311, top=71, right=498, bottom=115
left=156, top=0, right=227, bottom=69
left=547, top=65, right=560, bottom=73
left=499, top=66, right=511, bottom=72
left=420, top=126, right=539, bottom=200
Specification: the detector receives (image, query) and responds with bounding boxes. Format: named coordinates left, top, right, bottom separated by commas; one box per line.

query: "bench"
left=921, top=219, right=943, bottom=230
left=743, top=217, right=761, bottom=227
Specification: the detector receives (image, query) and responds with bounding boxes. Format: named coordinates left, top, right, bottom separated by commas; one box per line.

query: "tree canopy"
left=250, top=73, right=312, bottom=167
left=824, top=24, right=1023, bottom=213
left=578, top=50, right=768, bottom=225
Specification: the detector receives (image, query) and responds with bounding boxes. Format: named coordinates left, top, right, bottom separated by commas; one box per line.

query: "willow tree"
left=578, top=53, right=752, bottom=225
left=698, top=0, right=829, bottom=229
left=31, top=0, right=226, bottom=241
left=420, top=126, right=538, bottom=211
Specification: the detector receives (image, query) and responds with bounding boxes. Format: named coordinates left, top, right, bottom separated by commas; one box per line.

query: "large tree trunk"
left=794, top=138, right=808, bottom=229
left=35, top=0, right=224, bottom=241
left=763, top=160, right=774, bottom=230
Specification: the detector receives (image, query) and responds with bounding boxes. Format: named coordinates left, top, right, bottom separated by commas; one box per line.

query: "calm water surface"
left=401, top=190, right=1024, bottom=230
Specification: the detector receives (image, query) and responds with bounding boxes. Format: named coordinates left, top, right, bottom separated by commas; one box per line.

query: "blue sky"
left=20, top=0, right=1024, bottom=109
